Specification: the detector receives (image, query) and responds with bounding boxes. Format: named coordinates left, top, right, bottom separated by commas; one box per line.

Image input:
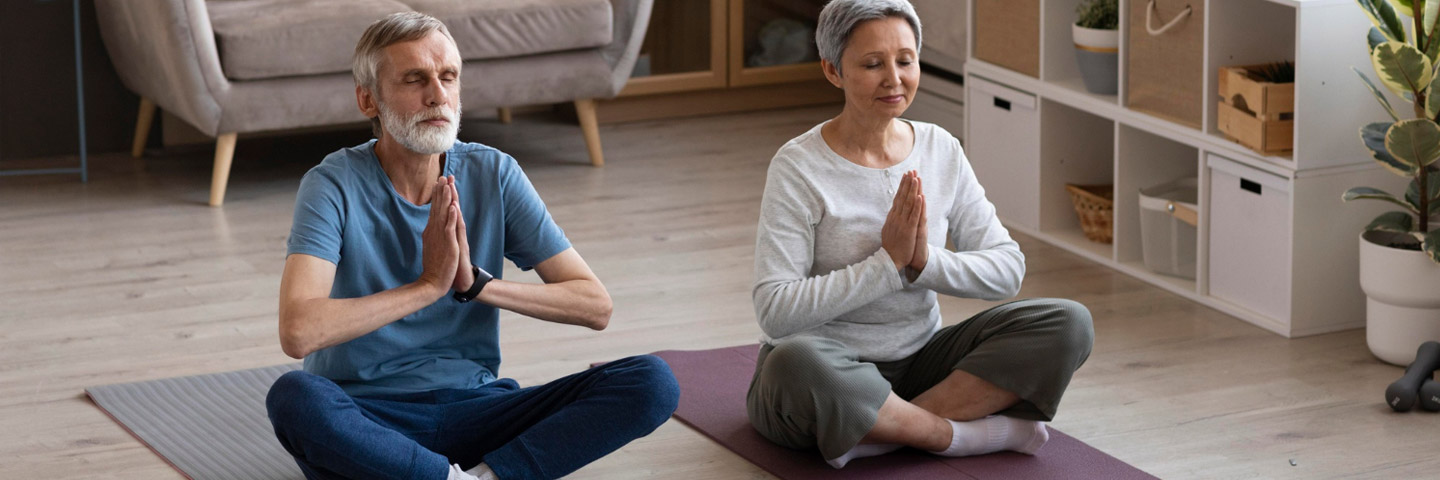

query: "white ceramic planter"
left=1072, top=25, right=1119, bottom=95
left=1361, top=230, right=1440, bottom=365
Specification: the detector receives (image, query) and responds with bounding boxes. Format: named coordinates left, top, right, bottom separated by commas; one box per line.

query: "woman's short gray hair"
left=352, top=12, right=455, bottom=136
left=816, top=0, right=922, bottom=75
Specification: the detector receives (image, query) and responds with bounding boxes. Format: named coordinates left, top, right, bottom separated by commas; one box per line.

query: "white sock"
left=929, top=416, right=1049, bottom=457
left=826, top=443, right=902, bottom=469
left=448, top=463, right=498, bottom=480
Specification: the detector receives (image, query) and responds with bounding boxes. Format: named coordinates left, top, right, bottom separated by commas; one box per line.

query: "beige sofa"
left=95, top=0, right=652, bottom=206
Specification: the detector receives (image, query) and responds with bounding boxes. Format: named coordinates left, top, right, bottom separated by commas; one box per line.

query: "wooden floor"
left=0, top=106, right=1432, bottom=479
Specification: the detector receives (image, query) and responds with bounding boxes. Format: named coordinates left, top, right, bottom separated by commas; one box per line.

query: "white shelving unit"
left=959, top=0, right=1409, bottom=337
left=909, top=0, right=969, bottom=140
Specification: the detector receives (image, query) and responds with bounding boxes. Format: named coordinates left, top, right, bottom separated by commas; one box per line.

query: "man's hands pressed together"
left=419, top=175, right=462, bottom=296
left=419, top=175, right=477, bottom=297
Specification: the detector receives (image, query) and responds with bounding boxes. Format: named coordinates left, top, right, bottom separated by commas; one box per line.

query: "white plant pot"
left=1361, top=230, right=1440, bottom=365
left=1072, top=25, right=1119, bottom=95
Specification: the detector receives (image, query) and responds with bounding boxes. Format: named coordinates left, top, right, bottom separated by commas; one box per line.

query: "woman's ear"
left=821, top=59, right=843, bottom=89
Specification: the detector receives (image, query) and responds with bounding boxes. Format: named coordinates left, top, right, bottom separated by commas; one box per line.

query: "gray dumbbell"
left=1386, top=341, right=1440, bottom=412
left=1420, top=378, right=1440, bottom=412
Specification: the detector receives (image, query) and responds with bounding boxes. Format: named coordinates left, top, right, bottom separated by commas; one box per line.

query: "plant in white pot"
left=1074, top=0, right=1119, bottom=95
left=1349, top=0, right=1440, bottom=366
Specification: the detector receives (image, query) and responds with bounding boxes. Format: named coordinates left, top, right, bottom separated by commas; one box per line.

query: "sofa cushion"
left=208, top=0, right=413, bottom=81
left=401, top=0, right=612, bottom=62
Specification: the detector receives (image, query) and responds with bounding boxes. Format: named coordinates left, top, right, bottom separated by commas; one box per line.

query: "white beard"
left=377, top=100, right=461, bottom=155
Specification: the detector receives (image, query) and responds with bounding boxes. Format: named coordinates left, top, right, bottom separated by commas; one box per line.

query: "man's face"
left=370, top=30, right=463, bottom=155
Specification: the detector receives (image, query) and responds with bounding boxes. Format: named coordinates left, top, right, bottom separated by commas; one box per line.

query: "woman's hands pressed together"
left=882, top=170, right=928, bottom=280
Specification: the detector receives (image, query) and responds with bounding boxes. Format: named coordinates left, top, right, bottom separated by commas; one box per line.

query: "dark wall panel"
left=1, top=0, right=141, bottom=161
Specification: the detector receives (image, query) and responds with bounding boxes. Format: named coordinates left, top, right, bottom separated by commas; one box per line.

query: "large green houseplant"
left=1350, top=0, right=1440, bottom=365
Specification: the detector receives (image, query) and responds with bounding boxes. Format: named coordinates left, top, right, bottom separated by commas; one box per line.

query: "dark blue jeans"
left=266, top=355, right=680, bottom=480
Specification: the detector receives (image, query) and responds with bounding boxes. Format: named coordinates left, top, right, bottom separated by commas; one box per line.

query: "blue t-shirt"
left=286, top=139, right=571, bottom=396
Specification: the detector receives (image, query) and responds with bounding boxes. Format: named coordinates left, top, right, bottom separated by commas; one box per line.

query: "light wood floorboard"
left=0, top=106, right=1431, bottom=479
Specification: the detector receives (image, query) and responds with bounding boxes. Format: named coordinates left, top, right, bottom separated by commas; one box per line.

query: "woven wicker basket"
left=1064, top=184, right=1114, bottom=243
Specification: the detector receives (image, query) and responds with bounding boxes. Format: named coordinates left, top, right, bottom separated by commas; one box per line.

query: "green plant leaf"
left=1409, top=172, right=1440, bottom=216
left=1348, top=186, right=1423, bottom=212
left=1427, top=0, right=1440, bottom=60
left=1386, top=118, right=1440, bottom=169
left=1370, top=26, right=1391, bottom=53
left=1359, top=0, right=1409, bottom=42
left=1428, top=73, right=1440, bottom=117
left=1372, top=41, right=1434, bottom=96
left=1355, top=68, right=1404, bottom=120
left=1392, top=0, right=1416, bottom=18
left=1428, top=28, right=1440, bottom=63
left=1423, top=229, right=1440, bottom=263
left=1404, top=175, right=1440, bottom=211
left=1362, top=122, right=1415, bottom=174
left=1367, top=210, right=1416, bottom=232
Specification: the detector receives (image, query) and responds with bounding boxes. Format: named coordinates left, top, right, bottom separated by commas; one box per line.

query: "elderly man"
left=264, top=12, right=679, bottom=480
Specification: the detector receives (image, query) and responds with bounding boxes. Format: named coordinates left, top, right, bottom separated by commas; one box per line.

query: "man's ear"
left=357, top=85, right=379, bottom=120
left=821, top=59, right=843, bottom=89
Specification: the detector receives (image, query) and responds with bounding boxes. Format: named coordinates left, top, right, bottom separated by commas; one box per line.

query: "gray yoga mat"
left=86, top=363, right=304, bottom=480
left=88, top=346, right=1154, bottom=480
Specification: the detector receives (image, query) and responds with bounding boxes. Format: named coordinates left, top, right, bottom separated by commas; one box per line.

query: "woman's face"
left=823, top=17, right=919, bottom=122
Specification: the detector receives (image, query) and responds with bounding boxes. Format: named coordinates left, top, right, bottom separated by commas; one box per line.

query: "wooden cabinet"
left=599, top=0, right=841, bottom=123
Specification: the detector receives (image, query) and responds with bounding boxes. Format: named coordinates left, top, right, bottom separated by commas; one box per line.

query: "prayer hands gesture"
left=882, top=171, right=929, bottom=277
left=420, top=175, right=476, bottom=295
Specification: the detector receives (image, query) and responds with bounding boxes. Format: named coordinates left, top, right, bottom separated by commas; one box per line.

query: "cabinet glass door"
left=620, top=0, right=727, bottom=97
left=730, top=0, right=827, bottom=87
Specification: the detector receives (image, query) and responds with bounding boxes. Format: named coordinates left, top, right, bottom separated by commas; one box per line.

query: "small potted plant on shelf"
left=1074, top=0, right=1118, bottom=95
left=1349, top=0, right=1440, bottom=365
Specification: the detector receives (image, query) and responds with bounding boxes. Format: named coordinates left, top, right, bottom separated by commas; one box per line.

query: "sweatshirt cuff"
left=910, top=244, right=946, bottom=290
left=869, top=248, right=906, bottom=293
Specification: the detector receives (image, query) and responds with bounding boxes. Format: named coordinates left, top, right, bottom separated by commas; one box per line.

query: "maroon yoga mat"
left=643, top=344, right=1156, bottom=480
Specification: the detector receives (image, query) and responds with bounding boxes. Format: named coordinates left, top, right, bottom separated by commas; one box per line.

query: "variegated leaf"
left=1387, top=119, right=1440, bottom=169
left=1349, top=186, right=1421, bottom=212
left=1356, top=68, right=1403, bottom=121
left=1372, top=41, right=1433, bottom=96
left=1363, top=122, right=1415, bottom=175
left=1366, top=211, right=1416, bottom=232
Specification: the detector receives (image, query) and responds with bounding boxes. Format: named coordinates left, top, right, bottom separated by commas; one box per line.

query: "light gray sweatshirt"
left=752, top=120, right=1025, bottom=362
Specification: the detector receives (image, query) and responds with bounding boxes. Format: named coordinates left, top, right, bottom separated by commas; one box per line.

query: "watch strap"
left=453, top=265, right=492, bottom=303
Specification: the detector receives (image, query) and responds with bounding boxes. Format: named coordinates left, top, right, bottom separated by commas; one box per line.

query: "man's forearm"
left=476, top=278, right=612, bottom=330
left=279, top=279, right=446, bottom=358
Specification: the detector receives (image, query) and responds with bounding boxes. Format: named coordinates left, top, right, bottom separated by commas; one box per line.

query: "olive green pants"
left=745, top=298, right=1094, bottom=460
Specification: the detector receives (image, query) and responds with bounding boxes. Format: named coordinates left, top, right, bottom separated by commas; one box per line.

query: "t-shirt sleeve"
left=286, top=168, right=344, bottom=264
left=500, top=156, right=571, bottom=270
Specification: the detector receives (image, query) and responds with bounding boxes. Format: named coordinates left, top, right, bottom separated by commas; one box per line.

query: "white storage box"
left=1138, top=177, right=1199, bottom=279
left=908, top=71, right=965, bottom=141
left=1207, top=154, right=1293, bottom=321
left=965, top=75, right=1040, bottom=228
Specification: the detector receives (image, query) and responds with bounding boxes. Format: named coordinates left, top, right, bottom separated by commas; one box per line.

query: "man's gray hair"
left=816, top=0, right=922, bottom=75
left=352, top=12, right=456, bottom=136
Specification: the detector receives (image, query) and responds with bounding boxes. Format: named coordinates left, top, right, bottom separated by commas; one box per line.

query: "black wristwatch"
left=453, top=265, right=493, bottom=303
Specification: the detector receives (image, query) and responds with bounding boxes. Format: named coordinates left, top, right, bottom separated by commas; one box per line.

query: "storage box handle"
left=993, top=98, right=1012, bottom=111
left=1240, top=178, right=1262, bottom=195
left=1146, top=0, right=1193, bottom=36
left=1166, top=202, right=1199, bottom=226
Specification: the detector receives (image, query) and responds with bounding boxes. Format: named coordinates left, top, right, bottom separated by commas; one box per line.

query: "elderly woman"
left=748, top=0, right=1095, bottom=469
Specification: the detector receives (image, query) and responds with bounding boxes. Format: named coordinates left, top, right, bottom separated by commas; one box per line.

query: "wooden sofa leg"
left=497, top=107, right=512, bottom=124
left=574, top=99, right=604, bottom=167
left=132, top=97, right=157, bottom=158
left=209, top=133, right=238, bottom=207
